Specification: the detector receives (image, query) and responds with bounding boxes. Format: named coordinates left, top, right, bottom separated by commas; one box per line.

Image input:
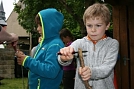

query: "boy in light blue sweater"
left=58, top=3, right=119, bottom=89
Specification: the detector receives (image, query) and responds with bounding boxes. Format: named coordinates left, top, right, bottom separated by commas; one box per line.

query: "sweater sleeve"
left=30, top=46, right=37, bottom=58
left=58, top=55, right=73, bottom=66
left=23, top=44, right=63, bottom=78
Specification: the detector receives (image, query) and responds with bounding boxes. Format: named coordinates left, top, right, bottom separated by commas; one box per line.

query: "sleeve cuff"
left=22, top=56, right=29, bottom=66
left=58, top=55, right=73, bottom=66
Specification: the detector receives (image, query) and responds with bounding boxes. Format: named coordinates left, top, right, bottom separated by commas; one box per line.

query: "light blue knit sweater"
left=58, top=37, right=119, bottom=89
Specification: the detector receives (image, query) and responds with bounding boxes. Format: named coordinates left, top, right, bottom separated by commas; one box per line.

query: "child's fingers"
left=78, top=67, right=82, bottom=75
left=15, top=50, right=24, bottom=58
left=81, top=75, right=90, bottom=81
left=80, top=66, right=91, bottom=81
left=79, top=67, right=88, bottom=75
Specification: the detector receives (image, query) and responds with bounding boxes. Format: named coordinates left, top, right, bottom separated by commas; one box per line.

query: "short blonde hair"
left=83, top=3, right=111, bottom=25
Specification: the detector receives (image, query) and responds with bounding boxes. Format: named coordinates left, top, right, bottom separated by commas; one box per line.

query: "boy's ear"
left=106, top=22, right=110, bottom=30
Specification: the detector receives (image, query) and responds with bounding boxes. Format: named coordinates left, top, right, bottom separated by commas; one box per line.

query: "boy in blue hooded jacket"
left=15, top=8, right=64, bottom=89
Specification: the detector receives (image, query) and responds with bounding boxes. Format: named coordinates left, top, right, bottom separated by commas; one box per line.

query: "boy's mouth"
left=91, top=34, right=97, bottom=36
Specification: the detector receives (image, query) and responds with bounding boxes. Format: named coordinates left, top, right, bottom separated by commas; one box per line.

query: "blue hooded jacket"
left=22, top=8, right=64, bottom=89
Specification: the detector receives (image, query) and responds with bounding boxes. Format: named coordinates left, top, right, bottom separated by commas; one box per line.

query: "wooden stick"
left=78, top=48, right=92, bottom=89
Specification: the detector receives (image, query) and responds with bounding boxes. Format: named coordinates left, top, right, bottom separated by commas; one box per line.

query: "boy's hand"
left=15, top=49, right=26, bottom=65
left=60, top=46, right=74, bottom=61
left=79, top=66, right=91, bottom=81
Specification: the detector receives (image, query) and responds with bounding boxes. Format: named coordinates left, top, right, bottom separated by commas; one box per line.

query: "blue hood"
left=38, top=8, right=64, bottom=40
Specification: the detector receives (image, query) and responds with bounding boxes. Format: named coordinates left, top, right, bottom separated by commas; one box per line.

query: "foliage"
left=14, top=0, right=113, bottom=45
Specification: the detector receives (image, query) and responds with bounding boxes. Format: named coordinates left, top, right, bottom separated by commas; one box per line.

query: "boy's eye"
left=87, top=25, right=92, bottom=28
left=96, top=25, right=101, bottom=27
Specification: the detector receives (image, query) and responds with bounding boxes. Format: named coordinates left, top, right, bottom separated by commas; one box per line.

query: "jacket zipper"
left=93, top=44, right=95, bottom=51
left=37, top=79, right=40, bottom=89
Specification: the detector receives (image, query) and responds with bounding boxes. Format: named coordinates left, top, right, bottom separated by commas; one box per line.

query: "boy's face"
left=85, top=17, right=110, bottom=41
left=37, top=24, right=43, bottom=36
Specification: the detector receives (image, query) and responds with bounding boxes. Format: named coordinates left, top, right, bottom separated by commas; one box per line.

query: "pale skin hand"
left=0, top=29, right=18, bottom=46
left=60, top=46, right=74, bottom=61
left=60, top=46, right=92, bottom=81
left=10, top=33, right=18, bottom=46
left=79, top=66, right=91, bottom=81
left=15, top=49, right=26, bottom=65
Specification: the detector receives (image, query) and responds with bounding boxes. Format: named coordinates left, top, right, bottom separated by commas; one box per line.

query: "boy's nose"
left=91, top=27, right=96, bottom=32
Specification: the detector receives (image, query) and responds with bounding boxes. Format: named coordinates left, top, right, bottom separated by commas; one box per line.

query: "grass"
left=0, top=78, right=28, bottom=89
left=0, top=77, right=63, bottom=89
